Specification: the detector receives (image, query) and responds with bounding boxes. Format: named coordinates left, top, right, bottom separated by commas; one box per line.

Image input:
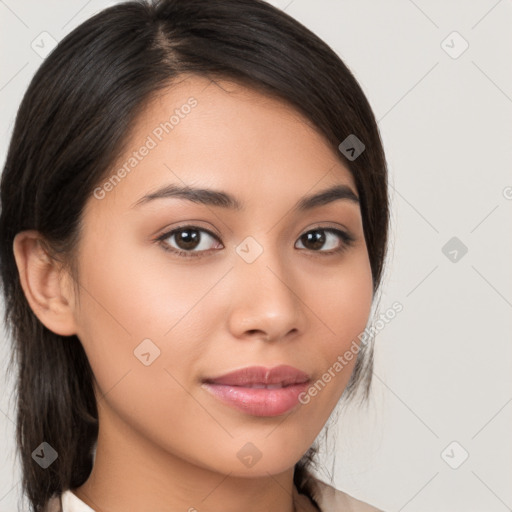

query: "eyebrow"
left=131, top=183, right=359, bottom=211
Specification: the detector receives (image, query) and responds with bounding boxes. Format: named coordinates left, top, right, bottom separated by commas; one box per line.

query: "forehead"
left=87, top=75, right=357, bottom=216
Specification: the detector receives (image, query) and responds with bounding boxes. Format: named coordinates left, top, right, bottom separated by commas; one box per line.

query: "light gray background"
left=1, top=1, right=511, bottom=511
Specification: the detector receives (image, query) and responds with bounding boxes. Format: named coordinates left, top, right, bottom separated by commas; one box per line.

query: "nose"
left=226, top=244, right=306, bottom=343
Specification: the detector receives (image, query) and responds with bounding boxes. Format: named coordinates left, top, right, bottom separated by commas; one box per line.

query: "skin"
left=13, top=75, right=374, bottom=512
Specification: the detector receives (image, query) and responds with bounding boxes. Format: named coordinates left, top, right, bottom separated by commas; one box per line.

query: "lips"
left=201, top=365, right=311, bottom=417
left=203, top=364, right=310, bottom=386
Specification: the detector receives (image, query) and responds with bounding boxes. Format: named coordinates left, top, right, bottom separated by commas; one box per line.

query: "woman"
left=0, top=0, right=389, bottom=510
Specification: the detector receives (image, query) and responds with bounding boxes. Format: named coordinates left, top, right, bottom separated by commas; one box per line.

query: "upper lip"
left=203, top=365, right=310, bottom=387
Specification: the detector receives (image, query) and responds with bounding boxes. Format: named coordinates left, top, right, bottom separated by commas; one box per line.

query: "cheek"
left=302, top=251, right=374, bottom=407
left=73, top=227, right=243, bottom=427
left=75, top=222, right=222, bottom=341
left=312, top=252, right=374, bottom=349
left=72, top=234, right=221, bottom=460
left=72, top=229, right=208, bottom=392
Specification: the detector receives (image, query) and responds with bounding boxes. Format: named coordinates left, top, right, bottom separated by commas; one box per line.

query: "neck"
left=73, top=410, right=299, bottom=512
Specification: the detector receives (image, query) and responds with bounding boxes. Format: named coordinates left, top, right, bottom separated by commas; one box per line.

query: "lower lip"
left=202, top=382, right=310, bottom=417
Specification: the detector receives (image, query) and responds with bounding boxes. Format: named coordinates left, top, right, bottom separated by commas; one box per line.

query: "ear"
left=12, top=230, right=78, bottom=336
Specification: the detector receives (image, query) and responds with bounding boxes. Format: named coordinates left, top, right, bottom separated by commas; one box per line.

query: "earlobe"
left=12, top=230, right=78, bottom=336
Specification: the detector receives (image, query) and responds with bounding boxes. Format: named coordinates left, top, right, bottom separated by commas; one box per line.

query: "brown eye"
left=295, top=228, right=355, bottom=254
left=157, top=226, right=222, bottom=257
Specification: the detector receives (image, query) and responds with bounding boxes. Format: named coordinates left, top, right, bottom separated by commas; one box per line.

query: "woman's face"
left=69, top=75, right=374, bottom=478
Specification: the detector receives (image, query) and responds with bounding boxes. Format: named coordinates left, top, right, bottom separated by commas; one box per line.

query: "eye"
left=156, top=225, right=223, bottom=258
left=295, top=228, right=355, bottom=255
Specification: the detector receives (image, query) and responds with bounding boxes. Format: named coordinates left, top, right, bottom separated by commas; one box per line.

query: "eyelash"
left=155, top=224, right=356, bottom=259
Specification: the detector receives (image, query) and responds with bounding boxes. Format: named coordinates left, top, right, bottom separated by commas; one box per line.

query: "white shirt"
left=44, top=476, right=384, bottom=512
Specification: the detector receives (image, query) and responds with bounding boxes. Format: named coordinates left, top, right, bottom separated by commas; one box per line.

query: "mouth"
left=201, top=365, right=311, bottom=417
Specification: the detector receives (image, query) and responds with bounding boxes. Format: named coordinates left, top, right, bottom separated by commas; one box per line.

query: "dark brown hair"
left=0, top=0, right=389, bottom=510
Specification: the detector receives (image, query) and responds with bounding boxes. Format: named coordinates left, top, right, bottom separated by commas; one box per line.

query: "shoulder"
left=311, top=476, right=385, bottom=512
